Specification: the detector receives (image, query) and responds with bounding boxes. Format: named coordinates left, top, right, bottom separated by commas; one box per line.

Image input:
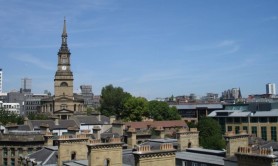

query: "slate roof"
left=29, top=120, right=78, bottom=130
left=176, top=151, right=224, bottom=166
left=122, top=149, right=135, bottom=166
left=17, top=125, right=31, bottom=131
left=173, top=103, right=223, bottom=109
left=208, top=109, right=278, bottom=117
left=63, top=160, right=88, bottom=166
left=74, top=115, right=110, bottom=125
left=125, top=120, right=187, bottom=130
left=28, top=146, right=58, bottom=165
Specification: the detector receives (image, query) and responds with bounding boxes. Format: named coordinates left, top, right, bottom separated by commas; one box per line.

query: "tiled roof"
left=125, top=120, right=187, bottom=129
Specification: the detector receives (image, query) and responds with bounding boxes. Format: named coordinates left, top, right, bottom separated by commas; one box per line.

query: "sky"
left=0, top=0, right=277, bottom=100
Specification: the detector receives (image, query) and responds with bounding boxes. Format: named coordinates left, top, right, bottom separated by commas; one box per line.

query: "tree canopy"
left=100, top=84, right=182, bottom=121
left=148, top=100, right=181, bottom=121
left=0, top=108, right=24, bottom=125
left=100, top=84, right=132, bottom=119
left=197, top=117, right=225, bottom=150
left=122, top=97, right=149, bottom=121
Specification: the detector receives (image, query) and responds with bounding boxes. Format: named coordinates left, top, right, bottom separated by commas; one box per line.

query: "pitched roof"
left=73, top=115, right=110, bottom=125
left=28, top=146, right=58, bottom=165
left=29, top=120, right=78, bottom=130
left=176, top=151, right=224, bottom=166
left=125, top=120, right=187, bottom=129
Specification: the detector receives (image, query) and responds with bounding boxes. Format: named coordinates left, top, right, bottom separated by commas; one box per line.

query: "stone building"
left=0, top=131, right=45, bottom=166
left=41, top=19, right=84, bottom=119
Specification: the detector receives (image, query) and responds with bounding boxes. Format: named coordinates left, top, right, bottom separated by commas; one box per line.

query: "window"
left=226, top=118, right=233, bottom=123
left=234, top=117, right=240, bottom=123
left=251, top=117, right=258, bottom=123
left=261, top=126, right=267, bottom=140
left=18, top=148, right=23, bottom=155
left=241, top=117, right=248, bottom=123
left=61, top=104, right=67, bottom=109
left=271, top=126, right=277, bottom=141
left=62, top=58, right=67, bottom=64
left=243, top=126, right=248, bottom=133
left=192, top=162, right=198, bottom=166
left=71, top=151, right=76, bottom=160
left=3, top=158, right=7, bottom=166
left=11, top=159, right=15, bottom=166
left=252, top=126, right=257, bottom=136
left=235, top=126, right=240, bottom=134
left=259, top=117, right=267, bottom=123
left=3, top=148, right=7, bottom=157
left=104, top=158, right=110, bottom=166
left=28, top=148, right=33, bottom=154
left=60, top=82, right=68, bottom=87
left=182, top=161, right=187, bottom=166
left=11, top=148, right=15, bottom=157
left=269, top=117, right=277, bottom=123
left=228, top=126, right=232, bottom=131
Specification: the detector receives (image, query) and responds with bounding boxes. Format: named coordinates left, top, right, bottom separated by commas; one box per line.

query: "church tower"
left=41, top=18, right=84, bottom=119
left=54, top=18, right=74, bottom=99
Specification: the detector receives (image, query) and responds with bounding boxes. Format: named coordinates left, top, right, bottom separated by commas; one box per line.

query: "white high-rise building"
left=266, top=83, right=276, bottom=95
left=0, top=68, right=2, bottom=93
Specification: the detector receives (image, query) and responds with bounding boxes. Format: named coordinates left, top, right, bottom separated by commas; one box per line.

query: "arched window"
left=71, top=151, right=76, bottom=160
left=60, top=82, right=68, bottom=87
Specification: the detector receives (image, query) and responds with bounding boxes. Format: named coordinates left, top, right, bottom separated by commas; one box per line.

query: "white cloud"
left=11, top=54, right=55, bottom=71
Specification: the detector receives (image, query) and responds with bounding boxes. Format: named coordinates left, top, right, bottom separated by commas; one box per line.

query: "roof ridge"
left=42, top=150, right=56, bottom=165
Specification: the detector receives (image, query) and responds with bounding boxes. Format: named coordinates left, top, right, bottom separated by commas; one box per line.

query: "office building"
left=80, top=85, right=94, bottom=107
left=0, top=68, right=2, bottom=93
left=266, top=83, right=276, bottom=95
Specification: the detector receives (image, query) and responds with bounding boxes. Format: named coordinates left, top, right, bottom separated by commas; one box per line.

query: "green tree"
left=27, top=112, right=49, bottom=120
left=122, top=97, right=148, bottom=121
left=0, top=108, right=24, bottom=125
left=86, top=107, right=93, bottom=115
left=148, top=101, right=181, bottom=120
left=100, top=84, right=131, bottom=119
left=197, top=117, right=225, bottom=150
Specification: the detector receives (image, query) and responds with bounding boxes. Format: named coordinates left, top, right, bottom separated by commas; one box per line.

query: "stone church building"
left=41, top=19, right=84, bottom=119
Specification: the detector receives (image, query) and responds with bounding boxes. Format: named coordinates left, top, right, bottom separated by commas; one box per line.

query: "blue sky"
left=0, top=0, right=277, bottom=99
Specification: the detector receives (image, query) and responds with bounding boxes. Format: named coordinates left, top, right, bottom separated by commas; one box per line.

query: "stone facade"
left=87, top=138, right=123, bottom=166
left=177, top=128, right=199, bottom=151
left=236, top=146, right=278, bottom=166
left=224, top=130, right=249, bottom=158
left=0, top=132, right=45, bottom=166
left=57, top=134, right=89, bottom=166
left=133, top=143, right=176, bottom=166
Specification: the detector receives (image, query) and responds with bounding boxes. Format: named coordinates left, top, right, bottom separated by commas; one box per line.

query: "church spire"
left=62, top=17, right=67, bottom=37
left=59, top=17, right=70, bottom=53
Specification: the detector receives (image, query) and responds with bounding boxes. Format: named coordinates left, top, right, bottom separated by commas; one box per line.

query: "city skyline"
left=0, top=0, right=277, bottom=99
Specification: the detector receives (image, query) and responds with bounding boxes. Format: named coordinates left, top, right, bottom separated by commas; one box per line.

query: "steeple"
left=62, top=17, right=67, bottom=37
left=59, top=17, right=70, bottom=53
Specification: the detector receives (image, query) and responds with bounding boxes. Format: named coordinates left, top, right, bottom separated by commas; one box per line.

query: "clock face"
left=62, top=66, right=67, bottom=70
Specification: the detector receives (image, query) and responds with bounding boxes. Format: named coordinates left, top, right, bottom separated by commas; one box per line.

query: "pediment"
left=55, top=109, right=74, bottom=113
left=55, top=96, right=73, bottom=102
